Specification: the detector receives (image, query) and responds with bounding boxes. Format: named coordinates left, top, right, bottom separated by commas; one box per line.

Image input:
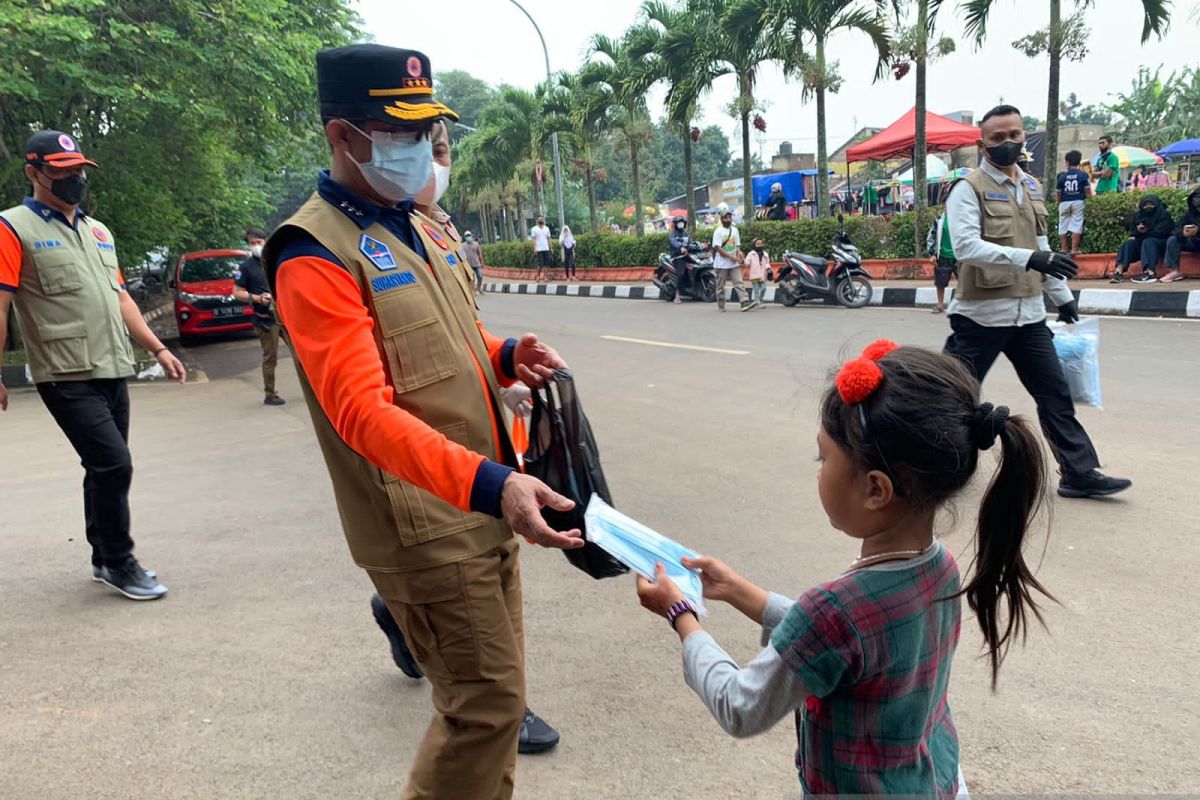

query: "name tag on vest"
left=984, top=192, right=1010, bottom=201
left=370, top=271, right=417, bottom=293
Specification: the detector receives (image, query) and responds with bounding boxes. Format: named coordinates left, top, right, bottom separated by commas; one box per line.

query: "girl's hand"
left=681, top=555, right=744, bottom=602
left=636, top=563, right=686, bottom=617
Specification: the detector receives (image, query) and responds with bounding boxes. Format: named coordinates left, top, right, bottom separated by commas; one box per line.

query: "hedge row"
left=481, top=188, right=1194, bottom=269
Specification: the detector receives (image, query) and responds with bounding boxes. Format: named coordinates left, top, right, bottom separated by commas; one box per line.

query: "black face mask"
left=754, top=246, right=764, bottom=255
left=985, top=140, right=1023, bottom=168
left=46, top=172, right=88, bottom=206
left=1099, top=144, right=1110, bottom=153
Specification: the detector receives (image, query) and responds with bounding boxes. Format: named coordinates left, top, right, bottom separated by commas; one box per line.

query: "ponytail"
left=961, top=411, right=1055, bottom=687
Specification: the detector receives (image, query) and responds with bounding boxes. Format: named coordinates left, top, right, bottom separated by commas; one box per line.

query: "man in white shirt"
left=711, top=210, right=756, bottom=311
left=530, top=216, right=552, bottom=283
left=943, top=104, right=1130, bottom=499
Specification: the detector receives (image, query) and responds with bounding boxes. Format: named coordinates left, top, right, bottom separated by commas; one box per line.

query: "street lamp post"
left=509, top=0, right=566, bottom=232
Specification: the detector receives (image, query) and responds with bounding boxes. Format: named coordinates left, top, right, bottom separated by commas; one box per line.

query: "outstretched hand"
left=500, top=472, right=584, bottom=550
left=513, top=333, right=567, bottom=387
left=636, top=563, right=686, bottom=617
left=681, top=555, right=744, bottom=603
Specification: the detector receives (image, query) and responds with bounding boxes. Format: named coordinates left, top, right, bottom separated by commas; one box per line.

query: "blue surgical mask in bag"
left=584, top=496, right=706, bottom=613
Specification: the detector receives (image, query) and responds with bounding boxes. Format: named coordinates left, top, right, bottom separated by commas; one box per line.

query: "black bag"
left=523, top=369, right=628, bottom=579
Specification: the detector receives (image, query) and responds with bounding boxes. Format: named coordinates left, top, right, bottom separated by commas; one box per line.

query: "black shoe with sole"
left=1058, top=470, right=1132, bottom=498
left=93, top=564, right=156, bottom=581
left=518, top=707, right=561, bottom=754
left=99, top=558, right=167, bottom=600
left=264, top=394, right=286, bottom=406
left=370, top=594, right=424, bottom=679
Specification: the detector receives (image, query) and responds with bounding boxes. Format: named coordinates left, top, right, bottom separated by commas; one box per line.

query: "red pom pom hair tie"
left=835, top=339, right=900, bottom=405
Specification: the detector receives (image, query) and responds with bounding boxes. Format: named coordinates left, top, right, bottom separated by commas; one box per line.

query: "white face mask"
left=250, top=244, right=264, bottom=258
left=345, top=122, right=432, bottom=205
left=415, top=162, right=451, bottom=206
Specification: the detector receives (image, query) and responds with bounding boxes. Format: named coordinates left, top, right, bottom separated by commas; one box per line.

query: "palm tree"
left=539, top=69, right=611, bottom=232
left=765, top=0, right=891, bottom=216
left=586, top=33, right=657, bottom=237
left=963, top=0, right=1170, bottom=197
left=472, top=86, right=545, bottom=233
left=640, top=0, right=727, bottom=231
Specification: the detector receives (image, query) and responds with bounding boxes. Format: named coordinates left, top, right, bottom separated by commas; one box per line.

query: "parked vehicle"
left=775, top=222, right=873, bottom=309
left=653, top=241, right=716, bottom=302
left=172, top=249, right=253, bottom=344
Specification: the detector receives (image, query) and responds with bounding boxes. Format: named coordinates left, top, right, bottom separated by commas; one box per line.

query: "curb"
left=482, top=282, right=1200, bottom=319
left=141, top=300, right=173, bottom=324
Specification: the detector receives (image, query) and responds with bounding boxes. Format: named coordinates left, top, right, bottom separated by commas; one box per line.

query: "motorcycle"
left=776, top=224, right=873, bottom=309
left=654, top=240, right=716, bottom=302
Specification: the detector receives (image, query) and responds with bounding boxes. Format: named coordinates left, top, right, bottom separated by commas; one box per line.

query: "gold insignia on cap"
left=383, top=101, right=459, bottom=122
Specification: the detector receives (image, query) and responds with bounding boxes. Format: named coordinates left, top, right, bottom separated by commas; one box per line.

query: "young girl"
left=637, top=341, right=1052, bottom=797
left=744, top=238, right=770, bottom=308
left=560, top=225, right=577, bottom=281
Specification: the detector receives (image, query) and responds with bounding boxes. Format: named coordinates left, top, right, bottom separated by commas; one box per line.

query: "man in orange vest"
left=263, top=45, right=582, bottom=799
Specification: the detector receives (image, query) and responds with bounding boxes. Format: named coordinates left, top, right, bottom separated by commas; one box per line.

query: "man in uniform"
left=943, top=105, right=1131, bottom=499
left=232, top=226, right=285, bottom=406
left=262, top=45, right=582, bottom=799
left=0, top=130, right=186, bottom=599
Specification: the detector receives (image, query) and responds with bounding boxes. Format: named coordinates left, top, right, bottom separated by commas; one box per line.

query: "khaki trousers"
left=369, top=538, right=525, bottom=800
left=713, top=264, right=746, bottom=308
left=256, top=324, right=279, bottom=396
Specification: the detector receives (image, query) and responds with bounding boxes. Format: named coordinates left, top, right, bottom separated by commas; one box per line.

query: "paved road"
left=2, top=297, right=1198, bottom=798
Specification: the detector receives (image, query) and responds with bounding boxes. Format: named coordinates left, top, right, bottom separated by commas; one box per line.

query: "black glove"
left=1057, top=300, right=1080, bottom=324
left=1026, top=250, right=1078, bottom=280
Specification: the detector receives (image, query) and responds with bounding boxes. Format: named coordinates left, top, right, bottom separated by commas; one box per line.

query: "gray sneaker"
left=93, top=564, right=156, bottom=581
left=99, top=559, right=167, bottom=601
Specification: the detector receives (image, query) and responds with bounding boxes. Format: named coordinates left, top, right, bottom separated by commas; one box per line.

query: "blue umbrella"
left=1156, top=139, right=1200, bottom=160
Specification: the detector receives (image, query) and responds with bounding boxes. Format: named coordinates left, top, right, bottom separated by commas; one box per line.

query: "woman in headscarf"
left=1111, top=193, right=1174, bottom=283
left=560, top=225, right=577, bottom=281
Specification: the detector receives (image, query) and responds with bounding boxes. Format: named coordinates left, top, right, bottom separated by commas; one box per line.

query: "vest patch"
left=360, top=234, right=397, bottom=270
left=33, top=239, right=65, bottom=249
left=446, top=253, right=457, bottom=266
left=420, top=223, right=449, bottom=251
left=984, top=192, right=1010, bottom=201
left=370, top=271, right=417, bottom=292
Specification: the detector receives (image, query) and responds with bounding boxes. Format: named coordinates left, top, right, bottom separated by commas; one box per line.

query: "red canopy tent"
left=846, top=107, right=980, bottom=162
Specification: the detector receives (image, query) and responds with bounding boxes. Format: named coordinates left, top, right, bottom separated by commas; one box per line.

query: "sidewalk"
left=481, top=278, right=1200, bottom=318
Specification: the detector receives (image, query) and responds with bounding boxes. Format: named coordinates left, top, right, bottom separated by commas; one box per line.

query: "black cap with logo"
left=316, top=44, right=459, bottom=127
left=24, top=130, right=98, bottom=169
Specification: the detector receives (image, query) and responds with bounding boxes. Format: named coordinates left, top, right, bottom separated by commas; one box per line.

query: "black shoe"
left=1131, top=272, right=1158, bottom=284
left=1058, top=470, right=1132, bottom=498
left=99, top=558, right=167, bottom=600
left=93, top=564, right=155, bottom=581
left=518, top=707, right=561, bottom=754
left=264, top=394, right=286, bottom=406
left=370, top=594, right=423, bottom=679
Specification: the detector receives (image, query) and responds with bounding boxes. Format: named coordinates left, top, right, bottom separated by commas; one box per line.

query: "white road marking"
left=600, top=335, right=750, bottom=355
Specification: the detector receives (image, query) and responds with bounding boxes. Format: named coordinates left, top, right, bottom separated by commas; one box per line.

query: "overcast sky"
left=354, top=0, right=1194, bottom=159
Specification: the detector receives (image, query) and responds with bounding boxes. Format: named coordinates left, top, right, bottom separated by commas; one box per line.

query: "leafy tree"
left=436, top=70, right=496, bottom=141
left=963, top=0, right=1171, bottom=197
left=539, top=69, right=611, bottom=232
left=1059, top=92, right=1113, bottom=126
left=1108, top=66, right=1200, bottom=150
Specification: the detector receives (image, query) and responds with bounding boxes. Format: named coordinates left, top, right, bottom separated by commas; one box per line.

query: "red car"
left=173, top=248, right=255, bottom=343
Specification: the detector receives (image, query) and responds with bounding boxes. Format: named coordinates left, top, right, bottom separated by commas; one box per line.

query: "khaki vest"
left=264, top=195, right=515, bottom=572
left=955, top=169, right=1047, bottom=302
left=0, top=204, right=135, bottom=384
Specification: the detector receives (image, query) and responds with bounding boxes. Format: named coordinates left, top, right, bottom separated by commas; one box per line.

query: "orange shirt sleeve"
left=0, top=218, right=22, bottom=292
left=276, top=255, right=512, bottom=514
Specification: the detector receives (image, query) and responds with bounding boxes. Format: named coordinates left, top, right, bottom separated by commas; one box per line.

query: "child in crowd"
left=637, top=341, right=1053, bottom=797
left=744, top=238, right=770, bottom=309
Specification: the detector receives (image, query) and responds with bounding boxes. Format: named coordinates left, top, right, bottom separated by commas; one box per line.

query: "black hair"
left=1065, top=150, right=1082, bottom=166
left=244, top=227, right=267, bottom=242
left=1099, top=134, right=1114, bottom=144
left=980, top=104, right=1022, bottom=125
left=820, top=346, right=1053, bottom=686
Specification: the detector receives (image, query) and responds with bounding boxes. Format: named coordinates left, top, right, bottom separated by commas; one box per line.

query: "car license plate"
left=213, top=307, right=243, bottom=319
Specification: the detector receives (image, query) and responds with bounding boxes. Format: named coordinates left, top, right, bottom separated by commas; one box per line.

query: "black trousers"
left=36, top=378, right=135, bottom=567
left=944, top=315, right=1099, bottom=476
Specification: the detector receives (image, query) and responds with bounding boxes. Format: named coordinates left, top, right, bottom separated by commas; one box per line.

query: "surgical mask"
left=47, top=172, right=88, bottom=205
left=345, top=122, right=432, bottom=204
left=415, top=161, right=451, bottom=206
left=584, top=496, right=706, bottom=613
left=250, top=244, right=264, bottom=258
left=985, top=140, right=1023, bottom=168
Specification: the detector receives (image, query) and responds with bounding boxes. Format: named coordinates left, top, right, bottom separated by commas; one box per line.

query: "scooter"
left=654, top=241, right=716, bottom=302
left=775, top=223, right=873, bottom=308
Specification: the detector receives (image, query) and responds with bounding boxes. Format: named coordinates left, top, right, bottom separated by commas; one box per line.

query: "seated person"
left=1161, top=186, right=1200, bottom=284
left=1112, top=194, right=1174, bottom=284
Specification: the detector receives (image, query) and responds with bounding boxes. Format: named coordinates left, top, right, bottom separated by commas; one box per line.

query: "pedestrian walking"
left=1161, top=186, right=1200, bottom=283
left=1056, top=150, right=1092, bottom=256
left=232, top=226, right=284, bottom=406
left=942, top=104, right=1129, bottom=499
left=712, top=209, right=756, bottom=311
left=1111, top=194, right=1174, bottom=284
left=560, top=225, right=577, bottom=281
left=927, top=208, right=957, bottom=313
left=1094, top=135, right=1120, bottom=194
left=0, top=130, right=185, bottom=599
left=261, top=44, right=582, bottom=800
left=530, top=215, right=551, bottom=282
left=463, top=230, right=485, bottom=293
left=636, top=341, right=1053, bottom=797
left=744, top=238, right=770, bottom=307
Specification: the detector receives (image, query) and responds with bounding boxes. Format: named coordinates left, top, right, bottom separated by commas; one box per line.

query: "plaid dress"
left=771, top=543, right=962, bottom=796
